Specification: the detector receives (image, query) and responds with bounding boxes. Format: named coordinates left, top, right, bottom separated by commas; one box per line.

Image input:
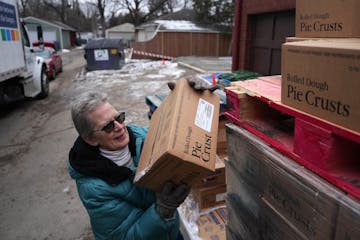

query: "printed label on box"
left=195, top=98, right=214, bottom=132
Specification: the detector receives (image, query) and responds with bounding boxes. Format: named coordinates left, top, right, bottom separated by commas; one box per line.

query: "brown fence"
left=131, top=31, right=232, bottom=59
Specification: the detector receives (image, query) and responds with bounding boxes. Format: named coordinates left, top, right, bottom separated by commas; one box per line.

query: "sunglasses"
left=94, top=112, right=126, bottom=133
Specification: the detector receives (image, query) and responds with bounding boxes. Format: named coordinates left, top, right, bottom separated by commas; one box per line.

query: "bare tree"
left=85, top=0, right=111, bottom=37
left=43, top=0, right=72, bottom=22
left=95, top=0, right=106, bottom=37
left=18, top=0, right=48, bottom=18
left=66, top=0, right=93, bottom=31
left=119, top=0, right=171, bottom=25
left=121, top=0, right=145, bottom=26
left=183, top=0, right=190, bottom=8
left=148, top=0, right=173, bottom=16
left=193, top=0, right=233, bottom=26
left=18, top=0, right=30, bottom=17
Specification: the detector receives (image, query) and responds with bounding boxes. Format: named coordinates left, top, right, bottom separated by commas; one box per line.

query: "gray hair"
left=71, top=91, right=108, bottom=137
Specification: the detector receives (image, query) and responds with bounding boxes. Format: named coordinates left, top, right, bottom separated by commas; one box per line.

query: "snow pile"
left=155, top=20, right=205, bottom=31
left=84, top=60, right=185, bottom=80
left=73, top=59, right=186, bottom=93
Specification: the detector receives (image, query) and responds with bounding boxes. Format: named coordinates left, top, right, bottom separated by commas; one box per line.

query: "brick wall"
left=232, top=0, right=295, bottom=71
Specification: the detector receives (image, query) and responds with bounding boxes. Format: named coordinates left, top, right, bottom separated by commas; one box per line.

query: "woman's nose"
left=114, top=120, right=124, bottom=131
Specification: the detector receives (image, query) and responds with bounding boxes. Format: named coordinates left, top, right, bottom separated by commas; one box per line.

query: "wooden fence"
left=131, top=31, right=232, bottom=59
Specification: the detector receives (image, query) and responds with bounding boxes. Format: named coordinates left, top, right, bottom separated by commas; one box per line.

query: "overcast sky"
left=78, top=0, right=192, bottom=18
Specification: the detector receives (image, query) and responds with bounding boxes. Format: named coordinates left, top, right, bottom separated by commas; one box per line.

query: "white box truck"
left=0, top=0, right=49, bottom=105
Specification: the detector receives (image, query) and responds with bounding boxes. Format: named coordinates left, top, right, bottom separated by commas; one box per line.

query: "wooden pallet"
left=225, top=75, right=360, bottom=200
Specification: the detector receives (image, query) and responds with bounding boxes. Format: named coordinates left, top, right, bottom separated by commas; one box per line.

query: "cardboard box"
left=226, top=124, right=345, bottom=239
left=192, top=115, right=228, bottom=189
left=197, top=207, right=227, bottom=240
left=281, top=39, right=360, bottom=132
left=286, top=37, right=360, bottom=43
left=334, top=196, right=360, bottom=240
left=286, top=37, right=321, bottom=42
left=192, top=183, right=227, bottom=210
left=296, top=0, right=360, bottom=38
left=192, top=154, right=226, bottom=189
left=226, top=226, right=243, bottom=240
left=216, top=115, right=229, bottom=157
left=134, top=78, right=220, bottom=191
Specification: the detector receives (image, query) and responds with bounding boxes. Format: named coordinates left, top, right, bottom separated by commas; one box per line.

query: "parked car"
left=33, top=41, right=60, bottom=51
left=33, top=47, right=62, bottom=80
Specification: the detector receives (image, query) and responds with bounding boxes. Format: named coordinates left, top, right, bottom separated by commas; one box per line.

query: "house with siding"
left=23, top=16, right=77, bottom=50
left=105, top=23, right=135, bottom=46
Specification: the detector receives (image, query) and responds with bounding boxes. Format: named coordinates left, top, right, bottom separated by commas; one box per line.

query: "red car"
left=34, top=47, right=62, bottom=80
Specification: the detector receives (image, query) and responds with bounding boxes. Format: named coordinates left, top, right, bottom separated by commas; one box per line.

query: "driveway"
left=0, top=49, right=218, bottom=239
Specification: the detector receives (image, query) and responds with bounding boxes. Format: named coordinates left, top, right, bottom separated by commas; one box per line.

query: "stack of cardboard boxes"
left=191, top=115, right=229, bottom=212
left=226, top=0, right=360, bottom=239
left=282, top=0, right=360, bottom=132
left=134, top=78, right=228, bottom=239
left=183, top=116, right=228, bottom=240
left=226, top=124, right=360, bottom=240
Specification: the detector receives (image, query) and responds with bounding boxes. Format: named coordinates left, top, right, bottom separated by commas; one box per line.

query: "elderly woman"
left=68, top=91, right=189, bottom=240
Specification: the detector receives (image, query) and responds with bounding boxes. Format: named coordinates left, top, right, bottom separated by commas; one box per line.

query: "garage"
left=24, top=16, right=77, bottom=50
left=105, top=23, right=135, bottom=46
left=231, top=0, right=296, bottom=73
left=28, top=30, right=56, bottom=44
left=248, top=10, right=295, bottom=75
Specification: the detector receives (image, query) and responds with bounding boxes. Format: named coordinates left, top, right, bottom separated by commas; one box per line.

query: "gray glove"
left=156, top=181, right=191, bottom=220
left=167, top=77, right=220, bottom=92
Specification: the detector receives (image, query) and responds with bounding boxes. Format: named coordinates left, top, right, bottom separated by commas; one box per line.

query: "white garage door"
left=28, top=31, right=56, bottom=44
left=107, top=32, right=123, bottom=39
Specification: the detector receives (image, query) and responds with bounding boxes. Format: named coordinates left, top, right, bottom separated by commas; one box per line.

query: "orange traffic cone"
left=212, top=73, right=217, bottom=85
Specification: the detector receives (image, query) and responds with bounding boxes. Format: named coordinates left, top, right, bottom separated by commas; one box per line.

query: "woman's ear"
left=83, top=135, right=99, bottom=146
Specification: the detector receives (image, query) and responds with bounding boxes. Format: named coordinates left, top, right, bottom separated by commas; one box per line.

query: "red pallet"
left=225, top=75, right=360, bottom=200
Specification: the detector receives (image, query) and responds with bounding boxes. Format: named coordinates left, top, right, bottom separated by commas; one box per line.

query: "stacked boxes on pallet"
left=191, top=116, right=229, bottom=212
left=225, top=0, right=360, bottom=239
left=295, top=0, right=360, bottom=38
left=179, top=116, right=229, bottom=240
left=281, top=39, right=360, bottom=132
left=226, top=124, right=360, bottom=240
left=282, top=0, right=360, bottom=132
left=143, top=79, right=229, bottom=239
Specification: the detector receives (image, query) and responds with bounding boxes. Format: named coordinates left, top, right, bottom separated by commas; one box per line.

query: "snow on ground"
left=71, top=59, right=190, bottom=126
left=84, top=60, right=185, bottom=83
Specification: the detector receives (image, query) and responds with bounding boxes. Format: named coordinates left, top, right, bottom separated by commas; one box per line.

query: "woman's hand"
left=167, top=77, right=220, bottom=92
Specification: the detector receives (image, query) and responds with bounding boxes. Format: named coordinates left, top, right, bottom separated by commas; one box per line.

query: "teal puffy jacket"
left=68, top=124, right=180, bottom=240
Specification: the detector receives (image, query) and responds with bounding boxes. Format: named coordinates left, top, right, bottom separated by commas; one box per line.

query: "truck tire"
left=37, top=65, right=49, bottom=99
